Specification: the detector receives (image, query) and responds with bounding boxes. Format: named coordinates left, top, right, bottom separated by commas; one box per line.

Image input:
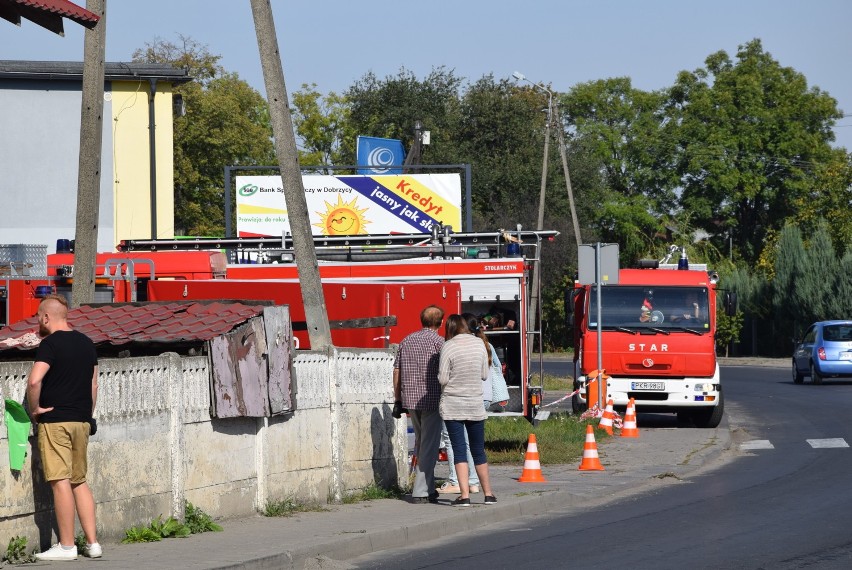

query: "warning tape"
left=541, top=370, right=624, bottom=427
left=541, top=369, right=606, bottom=408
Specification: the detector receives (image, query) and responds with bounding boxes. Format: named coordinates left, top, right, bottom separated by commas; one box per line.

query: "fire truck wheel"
left=676, top=411, right=694, bottom=427
left=689, top=389, right=724, bottom=428
left=571, top=385, right=587, bottom=415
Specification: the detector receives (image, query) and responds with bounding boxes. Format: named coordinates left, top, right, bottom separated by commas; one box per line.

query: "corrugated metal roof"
left=0, top=0, right=100, bottom=35
left=0, top=300, right=269, bottom=353
left=0, top=60, right=193, bottom=83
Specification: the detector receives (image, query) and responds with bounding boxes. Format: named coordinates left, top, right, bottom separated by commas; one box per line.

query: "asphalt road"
left=353, top=364, right=852, bottom=569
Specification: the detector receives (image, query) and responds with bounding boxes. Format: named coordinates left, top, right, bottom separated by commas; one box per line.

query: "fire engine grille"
left=625, top=363, right=671, bottom=372
left=628, top=391, right=669, bottom=401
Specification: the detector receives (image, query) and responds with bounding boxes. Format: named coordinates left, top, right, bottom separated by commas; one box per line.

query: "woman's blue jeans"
left=443, top=416, right=489, bottom=485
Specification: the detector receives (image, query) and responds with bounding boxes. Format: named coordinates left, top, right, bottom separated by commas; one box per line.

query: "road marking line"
left=740, top=440, right=774, bottom=450
left=807, top=438, right=849, bottom=448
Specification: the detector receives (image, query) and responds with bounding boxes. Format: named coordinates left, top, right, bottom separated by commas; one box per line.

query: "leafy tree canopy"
left=133, top=36, right=274, bottom=235
left=671, top=39, right=843, bottom=264
left=291, top=84, right=350, bottom=170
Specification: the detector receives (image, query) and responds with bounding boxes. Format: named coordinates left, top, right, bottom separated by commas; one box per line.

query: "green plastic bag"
left=4, top=399, right=31, bottom=471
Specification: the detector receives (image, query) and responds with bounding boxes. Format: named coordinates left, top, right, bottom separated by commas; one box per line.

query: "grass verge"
left=530, top=373, right=574, bottom=392
left=485, top=413, right=606, bottom=465
left=263, top=497, right=329, bottom=517
left=342, top=481, right=405, bottom=504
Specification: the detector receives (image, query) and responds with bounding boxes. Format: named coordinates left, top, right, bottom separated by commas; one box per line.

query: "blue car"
left=792, top=321, right=852, bottom=384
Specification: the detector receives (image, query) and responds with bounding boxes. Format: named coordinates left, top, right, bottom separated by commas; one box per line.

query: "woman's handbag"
left=490, top=346, right=510, bottom=407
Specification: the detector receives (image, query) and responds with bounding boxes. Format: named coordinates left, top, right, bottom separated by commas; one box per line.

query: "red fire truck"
left=118, top=228, right=557, bottom=420
left=570, top=248, right=725, bottom=428
left=1, top=228, right=557, bottom=420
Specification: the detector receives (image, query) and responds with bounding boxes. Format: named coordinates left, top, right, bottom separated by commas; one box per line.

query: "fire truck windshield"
left=588, top=286, right=710, bottom=331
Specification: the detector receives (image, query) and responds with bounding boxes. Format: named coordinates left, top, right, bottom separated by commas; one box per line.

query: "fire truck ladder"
left=118, top=227, right=559, bottom=263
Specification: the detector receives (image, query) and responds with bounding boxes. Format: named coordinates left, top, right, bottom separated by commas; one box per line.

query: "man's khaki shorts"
left=37, top=422, right=90, bottom=484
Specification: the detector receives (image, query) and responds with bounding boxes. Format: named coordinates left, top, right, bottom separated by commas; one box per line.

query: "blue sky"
left=3, top=0, right=851, bottom=149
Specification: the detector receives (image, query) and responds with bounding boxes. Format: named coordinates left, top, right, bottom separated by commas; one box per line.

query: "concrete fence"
left=0, top=347, right=406, bottom=544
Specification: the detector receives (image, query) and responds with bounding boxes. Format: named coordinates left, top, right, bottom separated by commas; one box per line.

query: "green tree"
left=716, top=309, right=744, bottom=357
left=340, top=70, right=580, bottom=349
left=133, top=35, right=221, bottom=86
left=722, top=265, right=771, bottom=320
left=456, top=75, right=549, bottom=226
left=343, top=67, right=464, bottom=167
left=557, top=78, right=693, bottom=266
left=561, top=78, right=679, bottom=210
left=290, top=84, right=351, bottom=169
left=835, top=251, right=852, bottom=318
left=772, top=224, right=807, bottom=339
left=795, top=221, right=836, bottom=323
left=133, top=37, right=275, bottom=235
left=672, top=39, right=843, bottom=264
left=793, top=150, right=852, bottom=252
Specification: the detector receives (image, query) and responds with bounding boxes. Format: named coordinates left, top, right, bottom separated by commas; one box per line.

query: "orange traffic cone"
left=620, top=397, right=640, bottom=438
left=598, top=399, right=616, bottom=435
left=578, top=424, right=605, bottom=471
left=518, top=434, right=548, bottom=483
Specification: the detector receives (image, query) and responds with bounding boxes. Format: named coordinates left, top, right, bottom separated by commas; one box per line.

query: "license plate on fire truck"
left=631, top=382, right=665, bottom=390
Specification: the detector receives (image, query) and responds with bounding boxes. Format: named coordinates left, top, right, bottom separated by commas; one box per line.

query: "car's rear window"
left=823, top=325, right=852, bottom=342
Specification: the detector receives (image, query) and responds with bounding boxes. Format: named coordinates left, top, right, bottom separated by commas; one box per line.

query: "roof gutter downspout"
left=148, top=78, right=158, bottom=239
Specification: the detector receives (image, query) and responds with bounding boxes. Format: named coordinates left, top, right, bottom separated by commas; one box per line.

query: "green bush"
left=185, top=501, right=222, bottom=534
left=4, top=535, right=36, bottom=564
left=263, top=497, right=328, bottom=517
left=122, top=515, right=190, bottom=543
left=342, top=481, right=404, bottom=504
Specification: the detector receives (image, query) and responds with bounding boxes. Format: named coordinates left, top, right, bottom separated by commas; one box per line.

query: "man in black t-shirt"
left=27, top=295, right=101, bottom=561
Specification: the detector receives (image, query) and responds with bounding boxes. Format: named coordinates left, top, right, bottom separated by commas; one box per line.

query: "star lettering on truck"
left=628, top=343, right=669, bottom=352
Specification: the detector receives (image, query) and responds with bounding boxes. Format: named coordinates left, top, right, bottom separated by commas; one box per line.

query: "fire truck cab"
left=570, top=253, right=724, bottom=428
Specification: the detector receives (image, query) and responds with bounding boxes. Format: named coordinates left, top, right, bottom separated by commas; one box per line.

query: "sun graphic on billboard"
left=314, top=194, right=371, bottom=235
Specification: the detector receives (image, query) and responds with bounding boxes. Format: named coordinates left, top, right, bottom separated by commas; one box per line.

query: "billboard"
left=236, top=174, right=462, bottom=237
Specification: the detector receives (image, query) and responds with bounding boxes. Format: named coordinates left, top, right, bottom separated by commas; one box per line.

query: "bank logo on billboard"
left=356, top=136, right=405, bottom=174
left=238, top=184, right=259, bottom=196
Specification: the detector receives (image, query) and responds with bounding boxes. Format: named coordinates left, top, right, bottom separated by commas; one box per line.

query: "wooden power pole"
left=71, top=0, right=106, bottom=308
left=250, top=0, right=332, bottom=349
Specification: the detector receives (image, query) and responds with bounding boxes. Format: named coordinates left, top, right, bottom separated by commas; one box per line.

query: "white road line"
left=807, top=438, right=849, bottom=449
left=740, top=440, right=774, bottom=450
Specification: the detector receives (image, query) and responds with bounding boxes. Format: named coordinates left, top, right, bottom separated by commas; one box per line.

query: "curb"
left=272, top=422, right=733, bottom=568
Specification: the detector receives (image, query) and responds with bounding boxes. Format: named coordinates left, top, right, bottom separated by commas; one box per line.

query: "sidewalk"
left=46, top=421, right=733, bottom=569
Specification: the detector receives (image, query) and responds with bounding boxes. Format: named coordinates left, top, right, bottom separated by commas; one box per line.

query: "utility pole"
left=554, top=102, right=582, bottom=246
left=71, top=0, right=106, bottom=308
left=250, top=0, right=332, bottom=349
left=403, top=119, right=423, bottom=172
left=527, top=88, right=552, bottom=344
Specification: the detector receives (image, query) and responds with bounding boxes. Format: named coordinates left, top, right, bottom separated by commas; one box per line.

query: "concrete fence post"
left=255, top=416, right=269, bottom=511
left=328, top=347, right=342, bottom=502
left=167, top=352, right=186, bottom=519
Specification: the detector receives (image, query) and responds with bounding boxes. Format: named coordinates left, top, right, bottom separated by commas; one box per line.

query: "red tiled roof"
left=0, top=0, right=100, bottom=35
left=0, top=301, right=268, bottom=352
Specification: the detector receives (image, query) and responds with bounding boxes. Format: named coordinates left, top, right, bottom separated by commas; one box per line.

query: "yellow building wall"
left=110, top=81, right=176, bottom=247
